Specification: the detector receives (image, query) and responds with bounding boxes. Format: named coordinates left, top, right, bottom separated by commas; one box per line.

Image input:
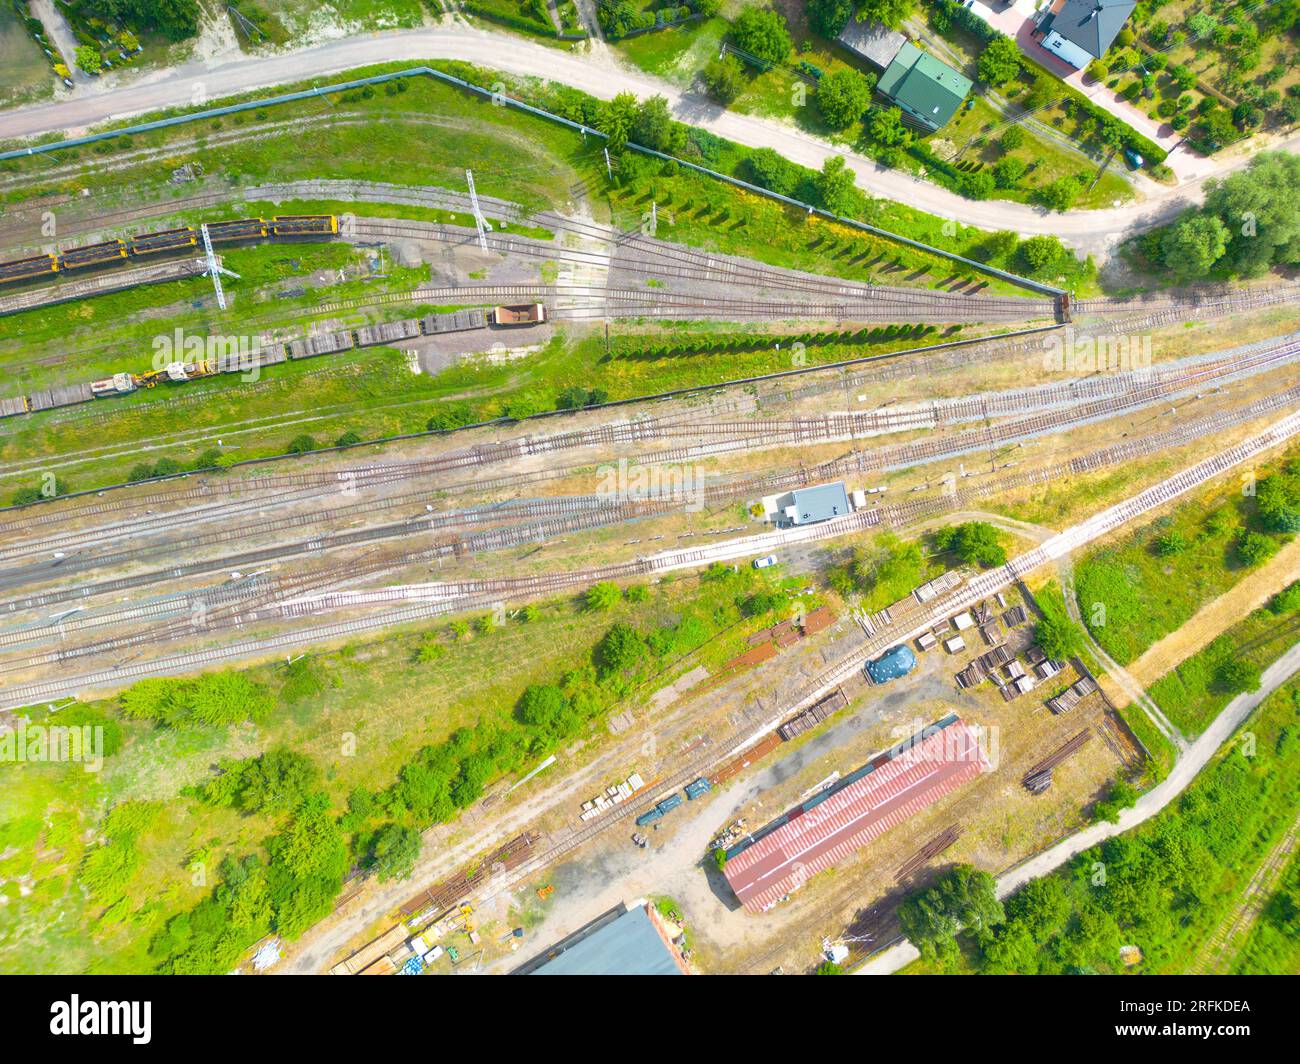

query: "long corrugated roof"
left=723, top=722, right=988, bottom=912
left=527, top=904, right=686, bottom=975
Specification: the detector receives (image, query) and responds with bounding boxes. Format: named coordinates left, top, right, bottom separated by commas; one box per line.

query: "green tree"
left=517, top=684, right=569, bottom=730
left=1159, top=212, right=1230, bottom=280
left=237, top=749, right=320, bottom=814
left=75, top=45, right=103, bottom=74
left=866, top=104, right=908, bottom=146
left=743, top=147, right=800, bottom=196
left=286, top=434, right=317, bottom=454
left=1199, top=152, right=1300, bottom=277
left=977, top=37, right=1022, bottom=86
left=1000, top=125, right=1026, bottom=151
left=631, top=95, right=684, bottom=153
left=807, top=0, right=855, bottom=36
left=85, top=0, right=200, bottom=40
left=595, top=622, right=648, bottom=676
left=898, top=864, right=1004, bottom=959
left=369, top=823, right=420, bottom=882
left=1037, top=175, right=1083, bottom=212
left=855, top=0, right=915, bottom=30
left=1213, top=657, right=1262, bottom=696
left=731, top=8, right=792, bottom=65
left=1018, top=234, right=1067, bottom=273
left=936, top=522, right=1006, bottom=567
left=586, top=581, right=623, bottom=611
left=1235, top=530, right=1278, bottom=566
left=702, top=54, right=745, bottom=105
left=993, top=156, right=1027, bottom=189
left=815, top=155, right=857, bottom=214
left=815, top=961, right=845, bottom=974
left=816, top=69, right=875, bottom=130
left=599, top=92, right=640, bottom=153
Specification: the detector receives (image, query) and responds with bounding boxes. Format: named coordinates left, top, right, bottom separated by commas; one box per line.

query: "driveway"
left=857, top=638, right=1300, bottom=973
left=982, top=0, right=1213, bottom=182
left=1, top=26, right=1296, bottom=257
left=29, top=0, right=83, bottom=86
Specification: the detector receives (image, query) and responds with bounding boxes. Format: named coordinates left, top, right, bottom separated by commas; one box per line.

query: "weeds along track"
left=6, top=394, right=1298, bottom=710
left=1075, top=282, right=1300, bottom=321
left=6, top=328, right=1295, bottom=579
left=5, top=332, right=1298, bottom=584
left=350, top=217, right=1053, bottom=322
left=5, top=378, right=1298, bottom=696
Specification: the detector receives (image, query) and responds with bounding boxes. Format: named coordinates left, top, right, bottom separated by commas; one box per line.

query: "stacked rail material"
left=778, top=688, right=848, bottom=741
left=912, top=571, right=961, bottom=604
left=711, top=733, right=782, bottom=786
left=894, top=825, right=963, bottom=882
left=422, top=309, right=486, bottom=334
left=955, top=661, right=985, bottom=689
left=979, top=623, right=1001, bottom=645
left=1046, top=676, right=1098, bottom=715
left=1022, top=730, right=1092, bottom=793
left=355, top=319, right=422, bottom=346
left=398, top=832, right=539, bottom=919
left=723, top=716, right=988, bottom=912
left=27, top=383, right=94, bottom=411
left=0, top=396, right=27, bottom=417
left=979, top=644, right=1013, bottom=671
left=288, top=331, right=355, bottom=360
left=801, top=605, right=834, bottom=636
left=1001, top=605, right=1029, bottom=627
left=330, top=924, right=409, bottom=975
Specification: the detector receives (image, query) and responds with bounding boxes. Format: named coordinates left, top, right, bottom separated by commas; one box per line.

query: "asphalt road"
left=856, top=638, right=1300, bottom=974
left=2, top=26, right=1297, bottom=255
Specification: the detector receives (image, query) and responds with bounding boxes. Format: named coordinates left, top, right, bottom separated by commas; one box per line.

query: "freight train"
left=0, top=304, right=546, bottom=422
left=0, top=215, right=340, bottom=286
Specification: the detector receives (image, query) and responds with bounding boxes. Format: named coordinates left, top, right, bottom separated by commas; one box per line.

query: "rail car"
left=270, top=214, right=338, bottom=237
left=0, top=302, right=512, bottom=423
left=59, top=240, right=129, bottom=270
left=205, top=218, right=270, bottom=243
left=0, top=253, right=58, bottom=284
left=129, top=227, right=198, bottom=256
left=0, top=215, right=341, bottom=288
left=1057, top=292, right=1072, bottom=323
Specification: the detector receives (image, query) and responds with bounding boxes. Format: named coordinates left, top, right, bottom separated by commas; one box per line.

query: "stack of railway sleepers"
left=1047, top=687, right=1082, bottom=715
left=355, top=319, right=422, bottom=346
left=27, top=382, right=94, bottom=411
left=253, top=343, right=288, bottom=366
left=0, top=396, right=28, bottom=417
left=422, top=309, right=486, bottom=334
left=288, top=331, right=354, bottom=359
left=1001, top=605, right=1028, bottom=627
left=955, top=662, right=985, bottom=689
left=977, top=644, right=1013, bottom=672
left=979, top=623, right=1001, bottom=645
left=777, top=688, right=848, bottom=741
left=1025, top=646, right=1047, bottom=665
left=1072, top=676, right=1098, bottom=697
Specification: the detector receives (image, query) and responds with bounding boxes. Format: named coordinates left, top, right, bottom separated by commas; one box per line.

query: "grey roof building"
left=781, top=482, right=852, bottom=526
left=514, top=902, right=689, bottom=975
left=836, top=18, right=907, bottom=70
left=1040, top=0, right=1136, bottom=68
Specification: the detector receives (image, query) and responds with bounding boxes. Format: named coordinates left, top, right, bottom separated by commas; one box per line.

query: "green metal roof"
left=876, top=42, right=972, bottom=131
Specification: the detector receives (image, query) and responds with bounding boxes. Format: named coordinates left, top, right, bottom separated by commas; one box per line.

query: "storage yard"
left=0, top=139, right=1297, bottom=981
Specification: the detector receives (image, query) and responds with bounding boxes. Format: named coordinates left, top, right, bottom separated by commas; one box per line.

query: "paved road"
left=857, top=638, right=1300, bottom=974
left=2, top=26, right=1297, bottom=255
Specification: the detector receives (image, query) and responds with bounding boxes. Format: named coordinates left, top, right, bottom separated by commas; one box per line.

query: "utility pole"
left=466, top=169, right=492, bottom=255
left=200, top=223, right=226, bottom=310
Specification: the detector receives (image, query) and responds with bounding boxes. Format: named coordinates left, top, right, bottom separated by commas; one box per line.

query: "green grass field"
left=0, top=8, right=53, bottom=106
left=1073, top=454, right=1298, bottom=666
left=0, top=563, right=802, bottom=973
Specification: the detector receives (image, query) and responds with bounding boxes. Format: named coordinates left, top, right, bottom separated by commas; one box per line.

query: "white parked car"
left=753, top=555, right=779, bottom=569
left=961, top=0, right=997, bottom=23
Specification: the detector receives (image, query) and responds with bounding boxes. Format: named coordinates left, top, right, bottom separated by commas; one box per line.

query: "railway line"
left=4, top=329, right=1297, bottom=607
left=8, top=373, right=1299, bottom=694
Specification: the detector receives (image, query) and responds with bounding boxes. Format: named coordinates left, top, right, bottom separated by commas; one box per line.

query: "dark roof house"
left=836, top=19, right=907, bottom=70
left=1039, top=0, right=1136, bottom=69
left=876, top=42, right=973, bottom=133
